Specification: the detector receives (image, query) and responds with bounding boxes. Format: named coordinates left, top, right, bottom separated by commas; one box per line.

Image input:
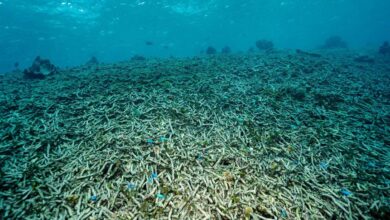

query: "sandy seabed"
left=0, top=51, right=389, bottom=219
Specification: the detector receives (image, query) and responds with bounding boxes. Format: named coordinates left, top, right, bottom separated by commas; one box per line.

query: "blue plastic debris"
left=156, top=193, right=165, bottom=200
left=147, top=139, right=154, bottom=145
left=340, top=188, right=352, bottom=196
left=319, top=161, right=328, bottom=170
left=127, top=182, right=136, bottom=190
left=90, top=195, right=98, bottom=202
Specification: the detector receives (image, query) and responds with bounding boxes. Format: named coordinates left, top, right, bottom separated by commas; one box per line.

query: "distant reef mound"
left=255, top=39, right=274, bottom=51
left=379, top=41, right=390, bottom=55
left=320, top=36, right=348, bottom=49
left=23, top=56, right=57, bottom=79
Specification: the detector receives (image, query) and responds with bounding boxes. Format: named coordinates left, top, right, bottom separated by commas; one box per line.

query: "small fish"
left=145, top=41, right=154, bottom=46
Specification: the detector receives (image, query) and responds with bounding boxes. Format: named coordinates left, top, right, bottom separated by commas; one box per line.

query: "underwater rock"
left=221, top=46, right=231, bottom=54
left=206, top=46, right=217, bottom=55
left=321, top=36, right=348, bottom=49
left=354, top=55, right=375, bottom=63
left=379, top=41, right=390, bottom=55
left=86, top=56, right=99, bottom=66
left=23, top=56, right=57, bottom=79
left=255, top=39, right=274, bottom=51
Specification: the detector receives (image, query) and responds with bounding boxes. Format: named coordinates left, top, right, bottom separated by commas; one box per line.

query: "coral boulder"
left=24, top=56, right=57, bottom=79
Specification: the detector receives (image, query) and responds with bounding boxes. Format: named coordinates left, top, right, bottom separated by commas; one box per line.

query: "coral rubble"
left=0, top=51, right=389, bottom=219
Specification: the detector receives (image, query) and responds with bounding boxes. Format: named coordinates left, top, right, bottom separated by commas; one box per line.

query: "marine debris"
left=23, top=56, right=57, bottom=79
left=0, top=51, right=389, bottom=219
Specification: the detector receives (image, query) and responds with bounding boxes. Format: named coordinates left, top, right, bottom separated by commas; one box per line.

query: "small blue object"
left=159, top=136, right=167, bottom=142
left=319, top=161, right=328, bottom=170
left=148, top=172, right=158, bottom=183
left=147, top=139, right=154, bottom=145
left=151, top=172, right=158, bottom=179
left=281, top=208, right=287, bottom=218
left=127, top=182, right=136, bottom=190
left=90, top=195, right=98, bottom=202
left=156, top=193, right=165, bottom=199
left=340, top=188, right=352, bottom=196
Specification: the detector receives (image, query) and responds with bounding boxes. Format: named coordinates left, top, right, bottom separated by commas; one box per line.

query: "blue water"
left=0, top=0, right=389, bottom=73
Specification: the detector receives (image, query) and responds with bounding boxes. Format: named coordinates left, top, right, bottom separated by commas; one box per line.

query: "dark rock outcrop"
left=255, top=40, right=274, bottom=51
left=23, top=56, right=57, bottom=79
left=379, top=41, right=390, bottom=55
left=86, top=56, right=99, bottom=66
left=206, top=46, right=217, bottom=55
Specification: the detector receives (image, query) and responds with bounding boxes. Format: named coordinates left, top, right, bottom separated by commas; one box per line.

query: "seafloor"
left=0, top=51, right=389, bottom=219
